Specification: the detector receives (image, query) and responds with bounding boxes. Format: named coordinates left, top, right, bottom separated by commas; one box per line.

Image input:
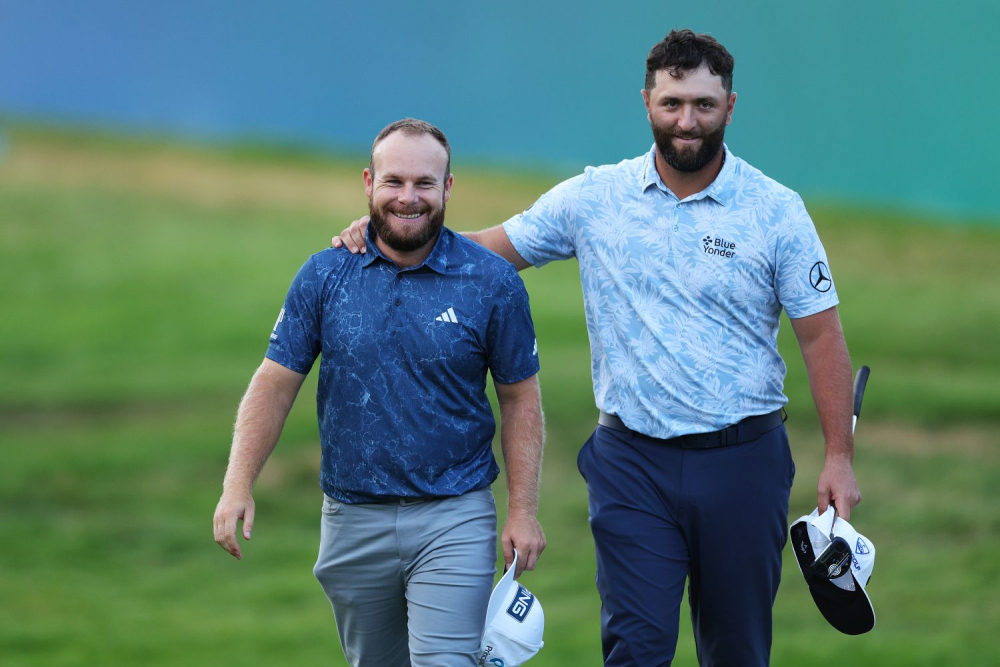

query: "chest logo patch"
left=702, top=235, right=738, bottom=259
left=435, top=307, right=459, bottom=324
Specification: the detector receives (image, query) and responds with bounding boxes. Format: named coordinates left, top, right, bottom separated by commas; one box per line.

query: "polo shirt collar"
left=362, top=224, right=451, bottom=274
left=641, top=142, right=736, bottom=206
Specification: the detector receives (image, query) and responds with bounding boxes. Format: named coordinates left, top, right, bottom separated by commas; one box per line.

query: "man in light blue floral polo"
left=335, top=30, right=861, bottom=667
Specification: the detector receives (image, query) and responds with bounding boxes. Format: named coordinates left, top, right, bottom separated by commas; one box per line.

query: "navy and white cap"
left=790, top=506, right=877, bottom=635
left=479, top=549, right=544, bottom=666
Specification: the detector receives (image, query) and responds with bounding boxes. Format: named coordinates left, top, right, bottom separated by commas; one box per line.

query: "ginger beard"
left=652, top=113, right=727, bottom=173
left=368, top=196, right=446, bottom=253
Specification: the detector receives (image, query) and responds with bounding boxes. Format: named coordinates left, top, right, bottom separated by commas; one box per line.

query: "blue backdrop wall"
left=2, top=0, right=997, bottom=219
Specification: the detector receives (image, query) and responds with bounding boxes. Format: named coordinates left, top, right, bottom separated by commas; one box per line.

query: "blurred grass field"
left=2, top=127, right=999, bottom=666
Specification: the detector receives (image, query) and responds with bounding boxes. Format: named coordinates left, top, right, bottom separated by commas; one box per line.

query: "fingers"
left=213, top=496, right=254, bottom=560
left=501, top=533, right=514, bottom=575
left=817, top=489, right=832, bottom=516
left=518, top=539, right=545, bottom=578
left=833, top=489, right=861, bottom=521
left=501, top=516, right=546, bottom=579
left=349, top=217, right=369, bottom=253
left=214, top=508, right=241, bottom=560
left=817, top=461, right=861, bottom=522
left=333, top=217, right=371, bottom=254
left=242, top=504, right=255, bottom=540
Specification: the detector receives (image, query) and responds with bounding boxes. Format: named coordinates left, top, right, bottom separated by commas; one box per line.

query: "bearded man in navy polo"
left=213, top=119, right=545, bottom=667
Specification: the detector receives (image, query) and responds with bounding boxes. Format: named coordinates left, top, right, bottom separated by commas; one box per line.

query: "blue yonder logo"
left=506, top=585, right=534, bottom=622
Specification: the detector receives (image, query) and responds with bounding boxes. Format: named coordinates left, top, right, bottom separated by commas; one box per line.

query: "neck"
left=374, top=233, right=439, bottom=269
left=654, top=147, right=725, bottom=200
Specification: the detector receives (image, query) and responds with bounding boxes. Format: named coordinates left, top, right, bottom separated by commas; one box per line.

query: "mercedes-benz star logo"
left=810, top=261, right=832, bottom=292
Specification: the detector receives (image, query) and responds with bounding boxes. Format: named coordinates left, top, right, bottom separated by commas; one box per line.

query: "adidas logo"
left=435, top=307, right=459, bottom=324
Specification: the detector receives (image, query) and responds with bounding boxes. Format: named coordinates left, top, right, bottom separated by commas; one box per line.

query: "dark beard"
left=652, top=120, right=726, bottom=173
left=368, top=201, right=446, bottom=253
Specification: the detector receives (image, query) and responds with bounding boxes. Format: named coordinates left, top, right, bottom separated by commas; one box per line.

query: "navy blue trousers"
left=577, top=422, right=794, bottom=667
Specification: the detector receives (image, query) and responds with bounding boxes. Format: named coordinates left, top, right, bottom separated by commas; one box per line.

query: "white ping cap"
left=478, top=549, right=544, bottom=666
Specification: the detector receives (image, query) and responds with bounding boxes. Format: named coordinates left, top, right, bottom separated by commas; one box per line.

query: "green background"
left=2, top=127, right=998, bottom=665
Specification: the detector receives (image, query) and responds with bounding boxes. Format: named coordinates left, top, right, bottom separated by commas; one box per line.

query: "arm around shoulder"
left=463, top=225, right=532, bottom=271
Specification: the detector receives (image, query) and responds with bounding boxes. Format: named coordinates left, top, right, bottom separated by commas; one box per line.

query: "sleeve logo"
left=270, top=307, right=285, bottom=340
left=809, top=262, right=833, bottom=292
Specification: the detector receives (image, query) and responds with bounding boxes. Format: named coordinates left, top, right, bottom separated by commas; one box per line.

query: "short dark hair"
left=645, top=29, right=735, bottom=94
left=369, top=118, right=451, bottom=180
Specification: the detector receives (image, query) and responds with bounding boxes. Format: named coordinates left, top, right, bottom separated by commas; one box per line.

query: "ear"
left=641, top=88, right=652, bottom=123
left=363, top=168, right=374, bottom=198
left=442, top=173, right=454, bottom=204
left=725, top=92, right=737, bottom=126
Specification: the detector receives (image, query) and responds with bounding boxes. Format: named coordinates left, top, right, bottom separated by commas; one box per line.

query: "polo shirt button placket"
left=393, top=297, right=402, bottom=329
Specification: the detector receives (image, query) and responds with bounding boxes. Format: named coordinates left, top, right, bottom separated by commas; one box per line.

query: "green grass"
left=2, top=128, right=999, bottom=665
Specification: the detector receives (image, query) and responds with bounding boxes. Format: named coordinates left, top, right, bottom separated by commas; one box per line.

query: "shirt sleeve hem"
left=264, top=350, right=314, bottom=376
left=785, top=296, right=840, bottom=320
left=502, top=219, right=549, bottom=268
left=490, top=363, right=540, bottom=385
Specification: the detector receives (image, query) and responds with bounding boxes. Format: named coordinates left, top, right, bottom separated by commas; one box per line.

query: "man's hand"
left=331, top=216, right=370, bottom=254
left=214, top=489, right=255, bottom=560
left=817, top=455, right=861, bottom=521
left=501, top=511, right=546, bottom=579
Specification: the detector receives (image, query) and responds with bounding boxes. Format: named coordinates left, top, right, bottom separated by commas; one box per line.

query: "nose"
left=397, top=183, right=420, bottom=204
left=676, top=106, right=697, bottom=132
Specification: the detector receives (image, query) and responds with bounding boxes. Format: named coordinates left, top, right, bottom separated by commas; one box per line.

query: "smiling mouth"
left=391, top=211, right=425, bottom=220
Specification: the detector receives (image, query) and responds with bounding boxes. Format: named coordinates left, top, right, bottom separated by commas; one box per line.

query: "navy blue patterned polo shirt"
left=265, top=226, right=540, bottom=503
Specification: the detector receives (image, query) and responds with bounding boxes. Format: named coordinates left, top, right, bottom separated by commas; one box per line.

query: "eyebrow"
left=378, top=171, right=439, bottom=183
left=661, top=95, right=719, bottom=104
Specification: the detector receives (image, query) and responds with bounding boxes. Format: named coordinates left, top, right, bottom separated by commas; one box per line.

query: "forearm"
left=223, top=361, right=303, bottom=494
left=461, top=226, right=532, bottom=270
left=498, top=387, right=544, bottom=517
left=797, top=313, right=854, bottom=461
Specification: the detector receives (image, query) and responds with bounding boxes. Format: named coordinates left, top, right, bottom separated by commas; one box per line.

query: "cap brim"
left=790, top=521, right=876, bottom=635
left=484, top=550, right=519, bottom=628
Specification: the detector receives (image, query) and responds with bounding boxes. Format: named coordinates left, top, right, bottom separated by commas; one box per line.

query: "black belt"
left=598, top=409, right=786, bottom=449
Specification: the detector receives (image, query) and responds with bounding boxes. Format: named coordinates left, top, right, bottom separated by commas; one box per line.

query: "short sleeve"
left=502, top=173, right=585, bottom=267
left=774, top=195, right=840, bottom=319
left=265, top=256, right=323, bottom=374
left=486, top=266, right=540, bottom=384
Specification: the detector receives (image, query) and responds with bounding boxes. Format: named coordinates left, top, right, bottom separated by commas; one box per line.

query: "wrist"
left=222, top=479, right=253, bottom=496
left=824, top=451, right=854, bottom=465
left=506, top=502, right=538, bottom=519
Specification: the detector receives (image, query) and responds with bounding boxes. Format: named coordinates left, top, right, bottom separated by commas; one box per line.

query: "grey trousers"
left=313, top=488, right=498, bottom=667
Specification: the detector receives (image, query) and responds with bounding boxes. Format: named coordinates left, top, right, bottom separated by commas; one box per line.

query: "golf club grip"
left=853, top=365, right=871, bottom=422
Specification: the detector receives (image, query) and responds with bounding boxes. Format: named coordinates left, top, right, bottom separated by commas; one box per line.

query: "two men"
left=214, top=119, right=545, bottom=667
left=335, top=30, right=861, bottom=666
